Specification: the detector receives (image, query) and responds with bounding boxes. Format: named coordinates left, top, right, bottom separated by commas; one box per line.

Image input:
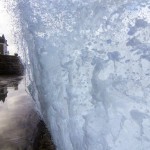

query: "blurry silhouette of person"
left=0, top=85, right=8, bottom=102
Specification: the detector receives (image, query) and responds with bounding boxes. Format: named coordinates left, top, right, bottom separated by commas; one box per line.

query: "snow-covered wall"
left=4, top=0, right=150, bottom=149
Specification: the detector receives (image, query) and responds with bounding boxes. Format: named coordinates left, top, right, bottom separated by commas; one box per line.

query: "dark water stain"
left=33, top=120, right=56, bottom=150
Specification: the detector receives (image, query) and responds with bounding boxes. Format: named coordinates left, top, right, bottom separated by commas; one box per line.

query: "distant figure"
left=0, top=34, right=8, bottom=55
left=0, top=86, right=8, bottom=102
left=14, top=53, right=18, bottom=57
left=2, top=34, right=4, bottom=39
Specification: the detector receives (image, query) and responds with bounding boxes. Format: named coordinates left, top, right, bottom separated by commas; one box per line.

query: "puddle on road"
left=0, top=76, right=39, bottom=150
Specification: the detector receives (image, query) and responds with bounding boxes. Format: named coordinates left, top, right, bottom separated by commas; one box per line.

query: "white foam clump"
left=5, top=0, right=150, bottom=149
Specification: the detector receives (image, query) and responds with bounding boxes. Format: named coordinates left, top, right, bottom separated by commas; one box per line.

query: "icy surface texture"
left=5, top=0, right=150, bottom=149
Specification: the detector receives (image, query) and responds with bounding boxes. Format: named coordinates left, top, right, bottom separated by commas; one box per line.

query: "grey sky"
left=0, top=1, right=17, bottom=55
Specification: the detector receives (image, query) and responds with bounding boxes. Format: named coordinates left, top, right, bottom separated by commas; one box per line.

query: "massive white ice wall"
left=5, top=0, right=150, bottom=149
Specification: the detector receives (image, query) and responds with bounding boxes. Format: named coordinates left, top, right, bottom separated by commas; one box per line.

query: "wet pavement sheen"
left=0, top=76, right=39, bottom=150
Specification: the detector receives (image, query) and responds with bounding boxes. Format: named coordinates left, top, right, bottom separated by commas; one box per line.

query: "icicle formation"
left=5, top=0, right=150, bottom=149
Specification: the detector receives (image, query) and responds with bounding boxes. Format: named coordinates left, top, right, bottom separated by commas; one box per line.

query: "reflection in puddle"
left=0, top=76, right=39, bottom=150
left=0, top=85, right=7, bottom=103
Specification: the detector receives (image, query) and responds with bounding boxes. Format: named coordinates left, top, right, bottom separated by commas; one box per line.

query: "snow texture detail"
left=3, top=0, right=150, bottom=150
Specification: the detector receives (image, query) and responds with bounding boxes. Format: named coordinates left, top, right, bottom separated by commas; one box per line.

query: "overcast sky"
left=0, top=1, right=17, bottom=55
